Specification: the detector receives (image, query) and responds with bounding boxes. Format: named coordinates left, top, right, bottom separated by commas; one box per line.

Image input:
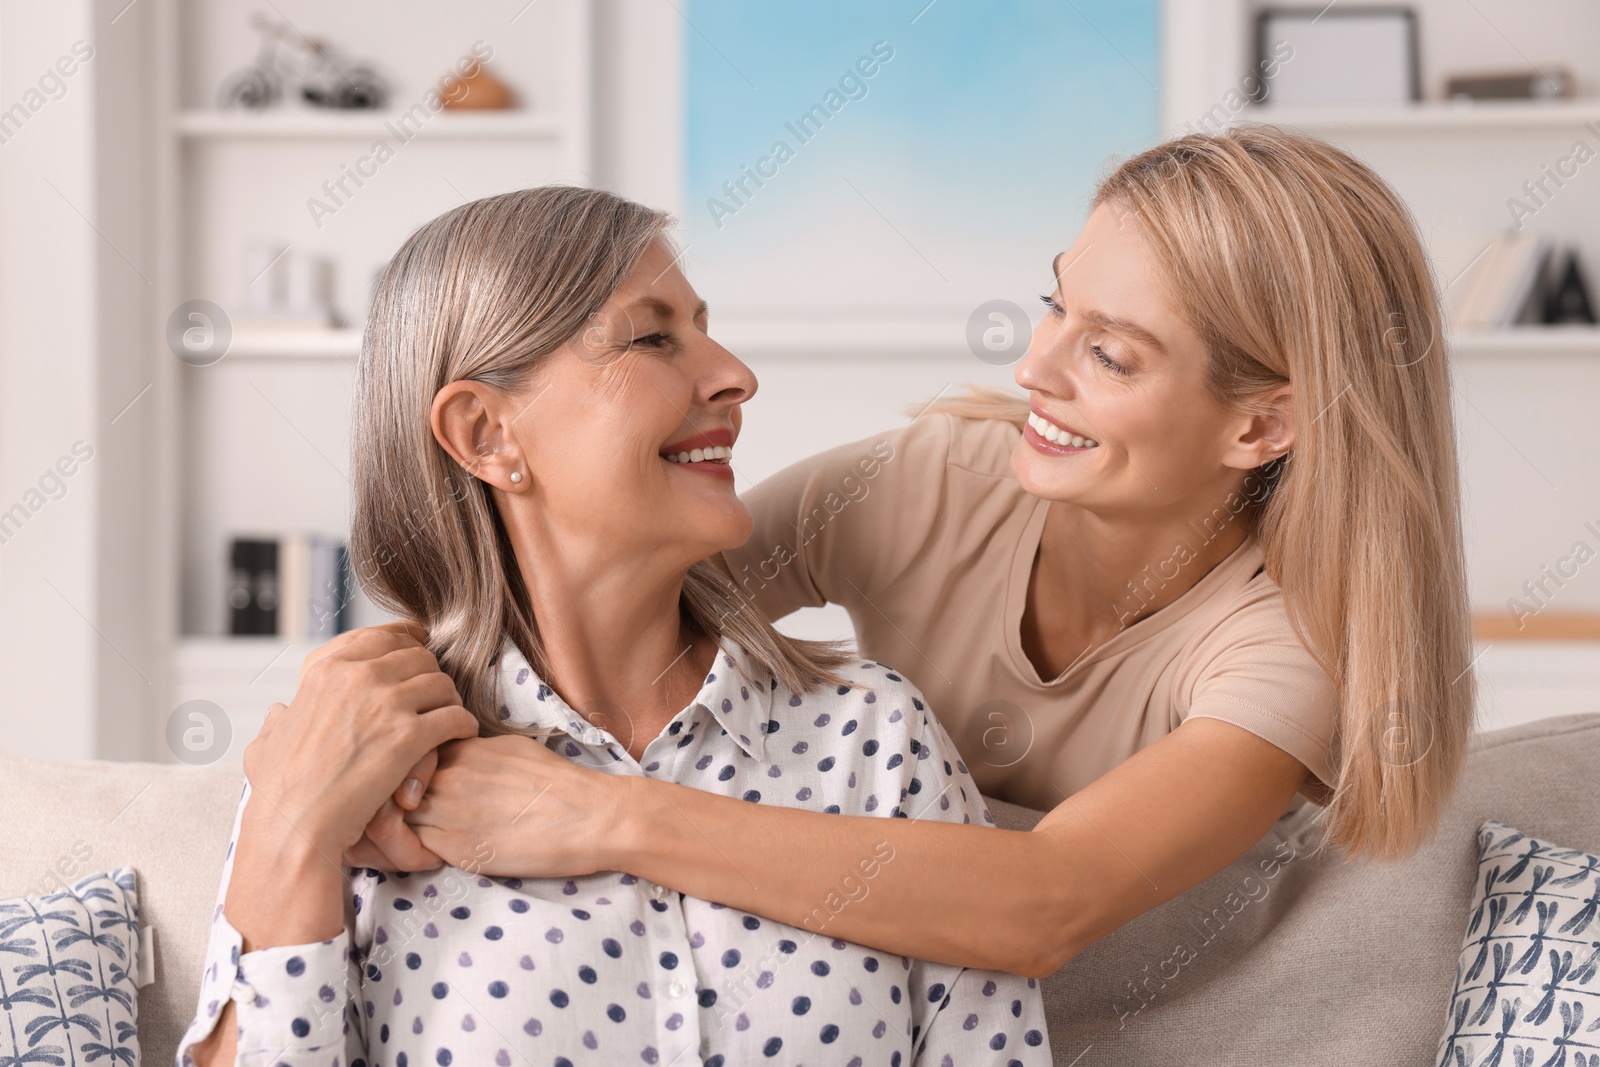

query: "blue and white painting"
left=685, top=0, right=1160, bottom=318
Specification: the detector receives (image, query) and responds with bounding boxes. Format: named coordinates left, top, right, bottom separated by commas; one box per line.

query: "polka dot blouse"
left=176, top=641, right=1049, bottom=1066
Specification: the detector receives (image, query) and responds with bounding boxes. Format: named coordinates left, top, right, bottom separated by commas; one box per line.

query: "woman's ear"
left=1224, top=384, right=1295, bottom=471
left=430, top=381, right=527, bottom=491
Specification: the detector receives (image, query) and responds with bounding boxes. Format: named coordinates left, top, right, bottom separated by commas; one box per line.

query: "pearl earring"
left=510, top=471, right=523, bottom=483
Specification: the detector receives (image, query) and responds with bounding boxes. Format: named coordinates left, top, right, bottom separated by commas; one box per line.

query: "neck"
left=507, top=514, right=714, bottom=757
left=1022, top=492, right=1254, bottom=679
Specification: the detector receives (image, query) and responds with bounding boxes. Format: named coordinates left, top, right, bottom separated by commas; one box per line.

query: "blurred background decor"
left=1, top=0, right=1599, bottom=769
left=1254, top=5, right=1420, bottom=106
left=1446, top=66, right=1576, bottom=102
left=219, top=11, right=388, bottom=110
left=440, top=49, right=516, bottom=110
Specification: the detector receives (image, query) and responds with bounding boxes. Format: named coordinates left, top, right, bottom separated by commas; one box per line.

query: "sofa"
left=3, top=711, right=1598, bottom=1066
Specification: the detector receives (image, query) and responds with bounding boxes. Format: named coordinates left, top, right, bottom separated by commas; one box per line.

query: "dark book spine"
left=228, top=538, right=279, bottom=635
left=334, top=543, right=351, bottom=634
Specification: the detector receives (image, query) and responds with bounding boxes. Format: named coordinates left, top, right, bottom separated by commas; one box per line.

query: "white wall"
left=0, top=0, right=158, bottom=761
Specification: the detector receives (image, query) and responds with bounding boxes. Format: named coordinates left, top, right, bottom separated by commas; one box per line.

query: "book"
left=227, top=538, right=279, bottom=635
left=278, top=533, right=309, bottom=641
left=1542, top=250, right=1598, bottom=325
left=1453, top=232, right=1550, bottom=330
left=307, top=536, right=350, bottom=639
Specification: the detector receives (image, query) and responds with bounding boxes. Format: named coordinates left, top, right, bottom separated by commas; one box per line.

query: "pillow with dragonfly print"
left=0, top=868, right=142, bottom=1067
left=1435, top=821, right=1600, bottom=1067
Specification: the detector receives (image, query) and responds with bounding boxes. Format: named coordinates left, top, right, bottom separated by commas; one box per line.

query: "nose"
left=700, top=336, right=758, bottom=408
left=1013, top=301, right=1086, bottom=401
left=1014, top=336, right=1066, bottom=397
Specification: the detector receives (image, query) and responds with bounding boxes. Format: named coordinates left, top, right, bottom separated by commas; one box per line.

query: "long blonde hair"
left=931, top=125, right=1473, bottom=860
left=351, top=186, right=851, bottom=733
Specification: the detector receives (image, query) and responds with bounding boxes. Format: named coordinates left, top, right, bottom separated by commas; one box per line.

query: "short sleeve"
left=1180, top=588, right=1340, bottom=801
left=721, top=414, right=954, bottom=622
left=174, top=779, right=367, bottom=1067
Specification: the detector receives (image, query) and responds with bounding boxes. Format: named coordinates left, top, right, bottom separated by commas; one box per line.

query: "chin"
left=1009, top=440, right=1086, bottom=503
left=687, top=504, right=755, bottom=559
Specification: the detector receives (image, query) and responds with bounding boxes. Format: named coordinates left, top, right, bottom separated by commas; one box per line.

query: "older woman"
left=176, top=187, right=1047, bottom=1067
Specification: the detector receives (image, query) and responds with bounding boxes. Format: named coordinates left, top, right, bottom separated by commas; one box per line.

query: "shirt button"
left=666, top=980, right=688, bottom=999
left=649, top=882, right=671, bottom=902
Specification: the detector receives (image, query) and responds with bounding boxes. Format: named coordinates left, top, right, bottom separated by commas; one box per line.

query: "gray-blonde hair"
left=351, top=186, right=852, bottom=733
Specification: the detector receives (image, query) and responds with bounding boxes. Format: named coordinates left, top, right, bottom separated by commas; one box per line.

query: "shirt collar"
left=494, top=639, right=777, bottom=761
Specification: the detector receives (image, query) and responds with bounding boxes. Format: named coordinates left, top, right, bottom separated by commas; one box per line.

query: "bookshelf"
left=150, top=0, right=597, bottom=759
left=1452, top=327, right=1600, bottom=356
left=175, top=109, right=569, bottom=141
left=225, top=327, right=362, bottom=360
left=1244, top=98, right=1600, bottom=133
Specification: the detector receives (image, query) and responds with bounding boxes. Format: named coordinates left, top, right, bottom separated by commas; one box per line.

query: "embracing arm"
left=602, top=717, right=1308, bottom=978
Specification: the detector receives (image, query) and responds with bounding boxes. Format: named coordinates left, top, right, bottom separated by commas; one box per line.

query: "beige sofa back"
left=2, top=712, right=1597, bottom=1066
left=991, top=711, right=1600, bottom=1063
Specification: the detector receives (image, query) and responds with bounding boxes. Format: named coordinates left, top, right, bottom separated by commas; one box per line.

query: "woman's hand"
left=242, top=622, right=481, bottom=858
left=404, top=734, right=633, bottom=878
left=342, top=748, right=446, bottom=872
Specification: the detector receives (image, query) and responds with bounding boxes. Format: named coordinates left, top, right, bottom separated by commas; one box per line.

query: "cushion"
left=1433, top=820, right=1600, bottom=1065
left=0, top=868, right=144, bottom=1067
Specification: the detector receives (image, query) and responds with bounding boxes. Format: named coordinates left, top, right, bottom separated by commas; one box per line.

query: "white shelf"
left=1452, top=327, right=1600, bottom=355
left=224, top=326, right=362, bottom=360
left=175, top=635, right=319, bottom=682
left=1240, top=99, right=1600, bottom=133
left=214, top=325, right=1600, bottom=361
left=176, top=108, right=567, bottom=141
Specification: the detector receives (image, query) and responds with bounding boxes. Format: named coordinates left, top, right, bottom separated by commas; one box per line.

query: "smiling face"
left=1011, top=202, right=1289, bottom=520
left=445, top=239, right=758, bottom=571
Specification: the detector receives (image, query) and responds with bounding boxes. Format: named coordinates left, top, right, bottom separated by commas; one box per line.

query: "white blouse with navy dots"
left=176, top=641, right=1050, bottom=1066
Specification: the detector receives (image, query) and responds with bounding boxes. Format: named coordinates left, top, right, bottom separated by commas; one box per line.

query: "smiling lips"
left=1026, top=406, right=1101, bottom=451
left=661, top=428, right=735, bottom=479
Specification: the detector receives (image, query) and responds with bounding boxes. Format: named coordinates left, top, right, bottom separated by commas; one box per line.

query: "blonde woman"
left=375, top=125, right=1474, bottom=982
left=179, top=187, right=1048, bottom=1067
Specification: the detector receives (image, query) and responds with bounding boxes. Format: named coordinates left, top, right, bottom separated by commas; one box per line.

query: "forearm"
left=227, top=793, right=347, bottom=951
left=609, top=776, right=1079, bottom=977
left=185, top=793, right=355, bottom=1067
left=189, top=797, right=350, bottom=1067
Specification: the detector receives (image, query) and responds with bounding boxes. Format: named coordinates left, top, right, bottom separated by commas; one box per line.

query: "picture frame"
left=1255, top=5, right=1420, bottom=106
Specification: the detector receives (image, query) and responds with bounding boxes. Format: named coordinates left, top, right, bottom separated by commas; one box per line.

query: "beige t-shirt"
left=722, top=412, right=1339, bottom=816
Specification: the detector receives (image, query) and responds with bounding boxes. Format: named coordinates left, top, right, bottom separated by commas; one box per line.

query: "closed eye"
left=1042, top=295, right=1129, bottom=375
left=1091, top=344, right=1129, bottom=376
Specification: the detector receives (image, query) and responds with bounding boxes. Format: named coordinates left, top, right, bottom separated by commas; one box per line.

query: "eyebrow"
left=621, top=296, right=709, bottom=320
left=1049, top=252, right=1167, bottom=355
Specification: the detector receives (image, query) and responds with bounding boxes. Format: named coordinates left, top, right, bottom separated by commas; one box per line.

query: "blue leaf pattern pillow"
left=0, top=868, right=143, bottom=1067
left=1436, top=821, right=1600, bottom=1066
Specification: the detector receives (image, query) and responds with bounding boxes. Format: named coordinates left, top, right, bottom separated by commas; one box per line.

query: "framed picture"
left=1256, top=6, right=1420, bottom=106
